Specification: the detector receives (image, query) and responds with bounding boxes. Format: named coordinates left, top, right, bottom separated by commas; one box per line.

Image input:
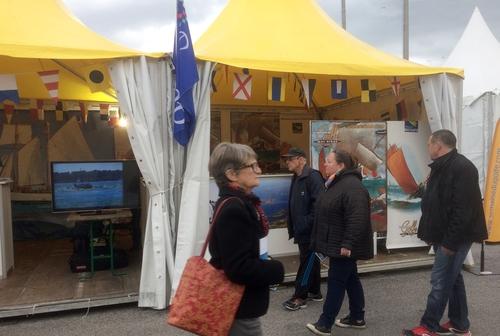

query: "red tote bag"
left=167, top=197, right=245, bottom=336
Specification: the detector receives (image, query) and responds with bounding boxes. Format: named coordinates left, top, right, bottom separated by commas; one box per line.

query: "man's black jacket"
left=287, top=165, right=324, bottom=244
left=418, top=149, right=488, bottom=250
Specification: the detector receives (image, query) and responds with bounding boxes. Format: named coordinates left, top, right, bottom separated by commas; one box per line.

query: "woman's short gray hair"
left=209, top=142, right=257, bottom=187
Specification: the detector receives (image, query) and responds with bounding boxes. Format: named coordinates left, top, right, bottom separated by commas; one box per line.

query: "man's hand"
left=441, top=246, right=455, bottom=256
left=340, top=247, right=351, bottom=257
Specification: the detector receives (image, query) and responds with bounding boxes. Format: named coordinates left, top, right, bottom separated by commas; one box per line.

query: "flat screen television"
left=51, top=160, right=140, bottom=213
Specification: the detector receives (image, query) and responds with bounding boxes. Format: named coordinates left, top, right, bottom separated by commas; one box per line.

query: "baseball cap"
left=281, top=147, right=306, bottom=158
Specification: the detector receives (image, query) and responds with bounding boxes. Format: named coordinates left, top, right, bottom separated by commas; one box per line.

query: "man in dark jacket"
left=403, top=129, right=488, bottom=336
left=306, top=150, right=373, bottom=336
left=281, top=147, right=325, bottom=311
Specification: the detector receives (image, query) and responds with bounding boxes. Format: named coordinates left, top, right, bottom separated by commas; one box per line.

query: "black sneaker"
left=334, top=315, right=366, bottom=329
left=306, top=322, right=331, bottom=336
left=283, top=298, right=307, bottom=311
left=307, top=292, right=324, bottom=302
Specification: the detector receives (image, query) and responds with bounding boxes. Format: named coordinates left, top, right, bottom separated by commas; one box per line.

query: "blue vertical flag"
left=172, top=0, right=199, bottom=146
left=331, top=79, right=347, bottom=99
left=268, top=77, right=285, bottom=102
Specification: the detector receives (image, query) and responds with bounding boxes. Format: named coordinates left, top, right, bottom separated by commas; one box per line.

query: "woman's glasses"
left=239, top=162, right=260, bottom=173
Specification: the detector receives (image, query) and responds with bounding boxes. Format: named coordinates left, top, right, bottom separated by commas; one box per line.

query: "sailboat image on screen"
left=387, top=144, right=424, bottom=209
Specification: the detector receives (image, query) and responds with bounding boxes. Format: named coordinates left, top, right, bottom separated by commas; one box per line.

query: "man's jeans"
left=421, top=243, right=472, bottom=332
left=318, top=257, right=365, bottom=328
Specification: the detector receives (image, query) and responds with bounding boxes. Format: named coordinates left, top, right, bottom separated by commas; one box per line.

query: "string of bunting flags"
left=0, top=99, right=121, bottom=126
left=0, top=65, right=113, bottom=106
left=217, top=70, right=407, bottom=106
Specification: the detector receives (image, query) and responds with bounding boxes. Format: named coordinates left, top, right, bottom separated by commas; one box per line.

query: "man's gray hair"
left=431, top=129, right=456, bottom=149
left=209, top=142, right=257, bottom=187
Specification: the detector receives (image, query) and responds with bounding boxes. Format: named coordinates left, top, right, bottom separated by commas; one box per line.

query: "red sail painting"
left=387, top=144, right=419, bottom=195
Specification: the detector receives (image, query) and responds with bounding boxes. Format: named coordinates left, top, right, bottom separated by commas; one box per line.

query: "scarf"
left=227, top=184, right=270, bottom=237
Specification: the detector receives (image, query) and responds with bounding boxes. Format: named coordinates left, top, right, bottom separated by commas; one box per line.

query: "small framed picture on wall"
left=292, top=122, right=303, bottom=134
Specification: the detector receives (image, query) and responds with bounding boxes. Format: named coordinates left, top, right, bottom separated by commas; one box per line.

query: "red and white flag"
left=232, top=73, right=252, bottom=100
left=79, top=102, right=88, bottom=123
left=38, top=70, right=59, bottom=101
left=391, top=76, right=401, bottom=97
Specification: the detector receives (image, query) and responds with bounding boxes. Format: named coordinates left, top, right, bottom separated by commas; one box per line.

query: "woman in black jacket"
left=209, top=142, right=284, bottom=336
left=307, top=150, right=373, bottom=336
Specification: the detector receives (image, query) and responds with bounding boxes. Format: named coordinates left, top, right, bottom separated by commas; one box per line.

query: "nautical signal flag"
left=82, top=64, right=112, bottom=93
left=36, top=99, right=45, bottom=120
left=300, top=79, right=316, bottom=107
left=4, top=103, right=14, bottom=124
left=79, top=102, right=88, bottom=123
left=0, top=75, right=19, bottom=104
left=268, top=77, right=285, bottom=102
left=38, top=70, right=59, bottom=100
left=396, top=99, right=408, bottom=120
left=99, top=103, right=109, bottom=121
left=232, top=73, right=252, bottom=100
left=55, top=101, right=64, bottom=121
left=360, top=79, right=376, bottom=103
left=331, top=79, right=347, bottom=99
left=391, top=76, right=401, bottom=97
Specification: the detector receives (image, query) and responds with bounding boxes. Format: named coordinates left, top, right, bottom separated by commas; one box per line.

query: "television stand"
left=78, top=210, right=118, bottom=217
left=67, top=209, right=133, bottom=277
left=68, top=209, right=129, bottom=222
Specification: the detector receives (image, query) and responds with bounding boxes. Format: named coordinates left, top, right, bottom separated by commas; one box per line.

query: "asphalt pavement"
left=1, top=244, right=500, bottom=336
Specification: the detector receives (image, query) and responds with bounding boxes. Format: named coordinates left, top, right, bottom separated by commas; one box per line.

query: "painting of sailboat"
left=311, top=121, right=387, bottom=232
left=386, top=121, right=430, bottom=249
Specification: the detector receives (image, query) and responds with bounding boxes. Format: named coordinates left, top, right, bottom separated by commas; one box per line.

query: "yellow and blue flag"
left=173, top=0, right=199, bottom=146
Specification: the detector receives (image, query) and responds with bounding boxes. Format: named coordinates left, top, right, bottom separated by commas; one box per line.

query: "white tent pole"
left=341, top=0, right=346, bottom=29
left=403, top=0, right=409, bottom=59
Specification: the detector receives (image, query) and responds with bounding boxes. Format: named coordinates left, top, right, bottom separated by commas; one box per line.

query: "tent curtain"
left=109, top=56, right=179, bottom=309
left=171, top=62, right=214, bottom=296
left=461, top=92, right=500, bottom=194
left=109, top=58, right=213, bottom=308
left=420, top=74, right=463, bottom=137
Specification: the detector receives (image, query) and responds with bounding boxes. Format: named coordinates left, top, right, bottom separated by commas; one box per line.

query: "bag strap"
left=200, top=196, right=239, bottom=257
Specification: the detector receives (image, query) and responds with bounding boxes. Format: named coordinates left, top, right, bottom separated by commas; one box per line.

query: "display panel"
left=51, top=161, right=140, bottom=213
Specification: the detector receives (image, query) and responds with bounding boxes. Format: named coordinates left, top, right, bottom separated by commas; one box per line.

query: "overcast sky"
left=62, top=0, right=500, bottom=66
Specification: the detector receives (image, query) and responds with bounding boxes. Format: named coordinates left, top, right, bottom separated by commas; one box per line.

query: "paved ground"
left=1, top=244, right=500, bottom=336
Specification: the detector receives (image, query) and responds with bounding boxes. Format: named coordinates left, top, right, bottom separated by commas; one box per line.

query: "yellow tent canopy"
left=0, top=0, right=159, bottom=102
left=195, top=0, right=463, bottom=78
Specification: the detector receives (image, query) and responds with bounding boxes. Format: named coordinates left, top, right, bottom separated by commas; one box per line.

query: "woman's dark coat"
left=311, top=168, right=373, bottom=260
left=209, top=187, right=284, bottom=319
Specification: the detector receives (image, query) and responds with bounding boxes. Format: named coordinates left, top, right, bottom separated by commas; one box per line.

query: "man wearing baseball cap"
left=281, top=147, right=325, bottom=311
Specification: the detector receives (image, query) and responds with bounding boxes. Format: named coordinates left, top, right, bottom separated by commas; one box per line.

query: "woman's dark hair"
left=333, top=149, right=356, bottom=169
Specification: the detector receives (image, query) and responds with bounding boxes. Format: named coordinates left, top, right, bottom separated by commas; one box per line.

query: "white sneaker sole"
left=306, top=323, right=331, bottom=336
left=334, top=319, right=366, bottom=329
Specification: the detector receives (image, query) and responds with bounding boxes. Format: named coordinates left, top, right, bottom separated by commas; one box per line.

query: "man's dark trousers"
left=293, top=242, right=321, bottom=299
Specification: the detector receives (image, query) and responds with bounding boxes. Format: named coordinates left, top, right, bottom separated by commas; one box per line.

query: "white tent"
left=444, top=7, right=500, bottom=193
